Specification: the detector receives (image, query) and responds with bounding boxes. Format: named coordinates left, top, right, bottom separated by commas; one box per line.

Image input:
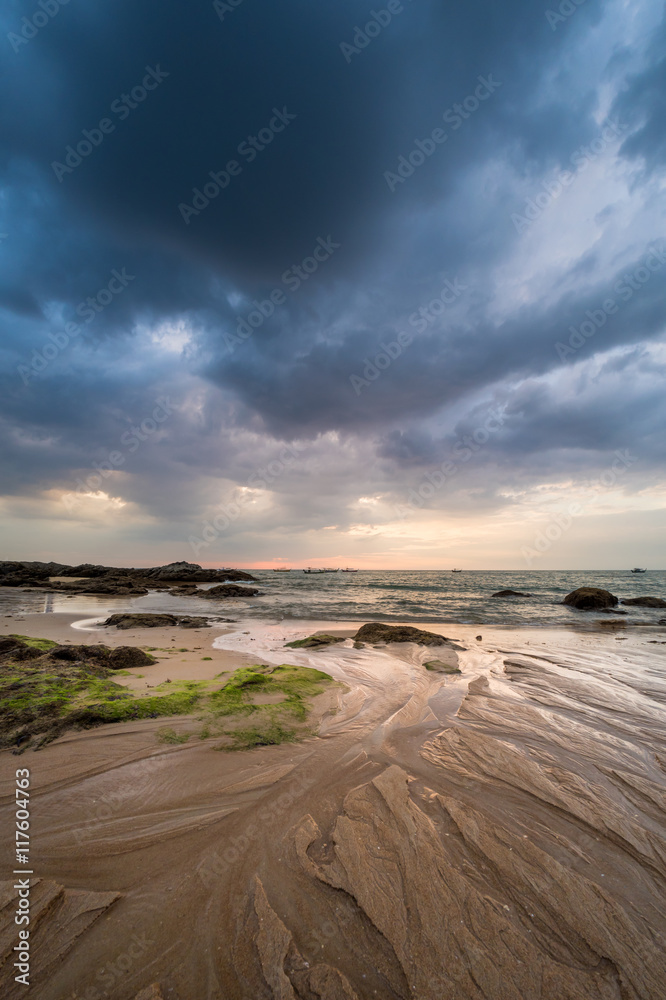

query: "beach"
left=1, top=599, right=666, bottom=999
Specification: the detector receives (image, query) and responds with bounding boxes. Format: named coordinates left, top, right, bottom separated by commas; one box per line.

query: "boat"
left=303, top=567, right=338, bottom=574
left=341, top=568, right=358, bottom=573
left=273, top=567, right=291, bottom=572
left=630, top=567, right=647, bottom=573
left=452, top=568, right=462, bottom=573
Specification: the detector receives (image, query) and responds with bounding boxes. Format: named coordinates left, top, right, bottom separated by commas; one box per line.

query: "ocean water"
left=2, top=569, right=665, bottom=628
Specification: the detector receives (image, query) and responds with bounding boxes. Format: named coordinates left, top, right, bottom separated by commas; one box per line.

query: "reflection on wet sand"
left=1, top=623, right=665, bottom=999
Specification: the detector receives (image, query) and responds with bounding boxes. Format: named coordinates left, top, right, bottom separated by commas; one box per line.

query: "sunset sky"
left=1, top=0, right=665, bottom=569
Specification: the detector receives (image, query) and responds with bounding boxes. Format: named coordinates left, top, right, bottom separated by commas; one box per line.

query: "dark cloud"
left=0, top=0, right=664, bottom=560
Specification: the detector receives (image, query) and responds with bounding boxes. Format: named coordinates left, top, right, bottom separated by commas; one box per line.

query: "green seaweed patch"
left=284, top=634, right=345, bottom=649
left=218, top=721, right=302, bottom=751
left=9, top=634, right=59, bottom=651
left=424, top=659, right=461, bottom=674
left=1, top=655, right=334, bottom=752
left=157, top=727, right=190, bottom=745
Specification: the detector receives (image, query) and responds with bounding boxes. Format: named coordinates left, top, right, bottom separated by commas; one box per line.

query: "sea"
left=2, top=570, right=665, bottom=629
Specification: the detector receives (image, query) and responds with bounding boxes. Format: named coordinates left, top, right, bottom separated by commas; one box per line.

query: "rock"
left=101, top=613, right=216, bottom=630
left=562, top=587, right=618, bottom=610
left=60, top=563, right=110, bottom=577
left=50, top=644, right=111, bottom=663
left=353, top=623, right=455, bottom=646
left=424, top=658, right=461, bottom=674
left=169, top=584, right=199, bottom=596
left=285, top=634, right=345, bottom=649
left=491, top=590, right=532, bottom=598
left=177, top=616, right=214, bottom=629
left=51, top=577, right=149, bottom=596
left=200, top=584, right=260, bottom=599
left=108, top=646, right=157, bottom=670
left=621, top=596, right=666, bottom=608
left=102, top=613, right=180, bottom=630
left=0, top=638, right=43, bottom=661
left=0, top=560, right=258, bottom=590
left=141, top=562, right=258, bottom=583
left=476, top=636, right=483, bottom=641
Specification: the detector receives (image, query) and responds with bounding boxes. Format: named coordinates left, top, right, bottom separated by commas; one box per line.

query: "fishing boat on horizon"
left=630, top=567, right=647, bottom=573
left=272, top=567, right=291, bottom=571
left=341, top=568, right=358, bottom=572
left=452, top=568, right=462, bottom=573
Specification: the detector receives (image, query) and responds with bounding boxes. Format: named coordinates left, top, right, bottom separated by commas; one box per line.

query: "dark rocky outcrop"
left=102, top=613, right=180, bottom=630
left=354, top=623, right=460, bottom=647
left=621, top=596, right=666, bottom=608
left=0, top=637, right=43, bottom=661
left=491, top=590, right=532, bottom=598
left=47, top=643, right=156, bottom=669
left=200, top=584, right=260, bottom=599
left=562, top=587, right=618, bottom=610
left=101, top=613, right=207, bottom=630
left=50, top=644, right=110, bottom=662
left=138, top=561, right=258, bottom=583
left=51, top=577, right=149, bottom=596
left=108, top=646, right=157, bottom=669
left=0, top=560, right=258, bottom=591
left=285, top=634, right=345, bottom=649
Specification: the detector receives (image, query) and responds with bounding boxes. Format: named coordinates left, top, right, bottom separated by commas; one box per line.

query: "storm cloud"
left=0, top=0, right=664, bottom=567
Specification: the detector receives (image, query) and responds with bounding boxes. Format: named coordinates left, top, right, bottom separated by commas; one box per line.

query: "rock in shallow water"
left=353, top=623, right=459, bottom=646
left=621, top=596, right=666, bottom=608
left=491, top=589, right=532, bottom=597
left=285, top=634, right=345, bottom=649
left=200, top=584, right=260, bottom=599
left=563, top=587, right=618, bottom=610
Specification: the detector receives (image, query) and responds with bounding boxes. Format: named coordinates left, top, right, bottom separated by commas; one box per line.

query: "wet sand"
left=1, top=616, right=666, bottom=999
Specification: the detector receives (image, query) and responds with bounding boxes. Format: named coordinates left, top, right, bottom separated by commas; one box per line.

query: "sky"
left=0, top=0, right=665, bottom=570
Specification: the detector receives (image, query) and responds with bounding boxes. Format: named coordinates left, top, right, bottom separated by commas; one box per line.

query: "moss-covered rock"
left=424, top=659, right=461, bottom=674
left=284, top=634, right=345, bottom=649
left=354, top=623, right=457, bottom=646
